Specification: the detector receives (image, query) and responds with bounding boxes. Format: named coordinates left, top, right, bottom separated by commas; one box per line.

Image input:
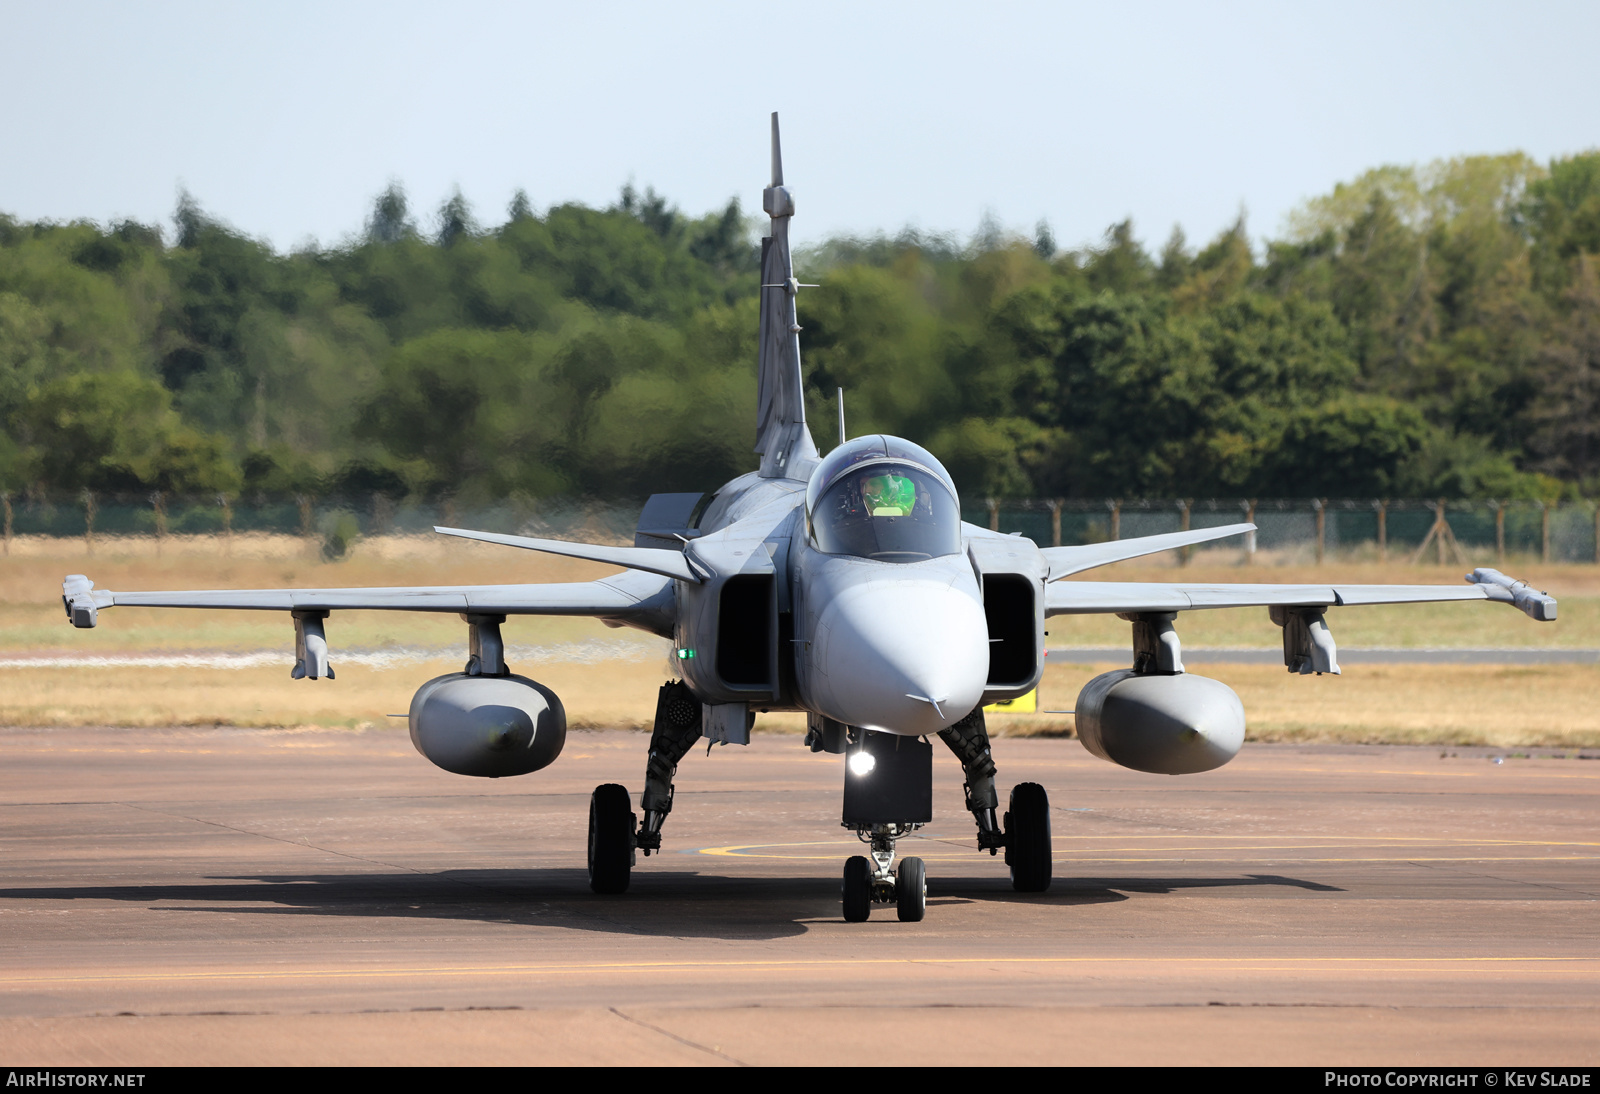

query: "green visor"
left=862, top=473, right=916, bottom=516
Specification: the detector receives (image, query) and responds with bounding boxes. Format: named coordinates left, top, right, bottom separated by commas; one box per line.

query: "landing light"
left=848, top=751, right=876, bottom=777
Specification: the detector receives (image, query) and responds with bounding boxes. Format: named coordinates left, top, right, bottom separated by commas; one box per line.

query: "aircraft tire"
left=1005, top=782, right=1052, bottom=893
left=896, top=856, right=927, bottom=922
left=842, top=855, right=872, bottom=922
left=588, top=783, right=634, bottom=895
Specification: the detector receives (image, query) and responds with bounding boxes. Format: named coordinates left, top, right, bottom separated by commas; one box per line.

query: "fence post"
left=1314, top=498, right=1325, bottom=565
left=1494, top=501, right=1505, bottom=564
left=151, top=491, right=167, bottom=557
left=986, top=497, right=999, bottom=532
left=81, top=489, right=95, bottom=557
left=1049, top=498, right=1062, bottom=547
left=1109, top=500, right=1121, bottom=542
left=297, top=494, right=315, bottom=546
left=1376, top=500, right=1387, bottom=563
left=373, top=492, right=396, bottom=537
left=1541, top=502, right=1550, bottom=564
left=1244, top=499, right=1256, bottom=564
left=218, top=493, right=233, bottom=554
left=1, top=492, right=9, bottom=555
left=1178, top=499, right=1191, bottom=566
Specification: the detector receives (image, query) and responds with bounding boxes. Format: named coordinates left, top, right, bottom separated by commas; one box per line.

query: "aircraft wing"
left=1045, top=568, right=1556, bottom=621
left=1041, top=523, right=1255, bottom=579
left=61, top=569, right=673, bottom=629
left=433, top=526, right=704, bottom=583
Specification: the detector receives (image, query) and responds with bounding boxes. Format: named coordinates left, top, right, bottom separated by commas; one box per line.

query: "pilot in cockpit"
left=860, top=472, right=917, bottom=517
left=814, top=462, right=959, bottom=562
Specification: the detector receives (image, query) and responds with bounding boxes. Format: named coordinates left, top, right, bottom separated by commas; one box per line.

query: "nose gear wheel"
left=841, top=855, right=872, bottom=922
left=896, top=856, right=926, bottom=922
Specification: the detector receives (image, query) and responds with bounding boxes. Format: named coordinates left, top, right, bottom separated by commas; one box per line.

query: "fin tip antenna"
left=770, top=112, right=783, bottom=187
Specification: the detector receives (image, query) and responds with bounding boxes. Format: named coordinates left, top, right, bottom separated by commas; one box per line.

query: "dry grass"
left=7, top=655, right=1594, bottom=749
left=992, top=659, right=1600, bottom=748
left=3, top=534, right=1597, bottom=746
left=0, top=656, right=675, bottom=731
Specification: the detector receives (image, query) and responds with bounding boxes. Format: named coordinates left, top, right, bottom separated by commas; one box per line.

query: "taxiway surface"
left=0, top=725, right=1596, bottom=1066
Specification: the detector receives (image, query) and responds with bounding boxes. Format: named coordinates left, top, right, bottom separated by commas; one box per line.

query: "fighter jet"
left=60, top=114, right=1558, bottom=923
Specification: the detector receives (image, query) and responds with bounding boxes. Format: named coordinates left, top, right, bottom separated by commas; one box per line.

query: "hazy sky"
left=4, top=1, right=1597, bottom=254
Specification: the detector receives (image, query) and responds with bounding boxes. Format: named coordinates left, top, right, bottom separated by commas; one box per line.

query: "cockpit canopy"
left=804, top=436, right=962, bottom=563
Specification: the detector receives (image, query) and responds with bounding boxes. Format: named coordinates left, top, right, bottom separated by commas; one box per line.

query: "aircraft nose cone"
left=812, top=580, right=990, bottom=735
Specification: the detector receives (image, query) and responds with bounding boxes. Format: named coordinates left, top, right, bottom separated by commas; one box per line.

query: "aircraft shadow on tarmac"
left=0, top=870, right=1342, bottom=939
left=918, top=872, right=1344, bottom=909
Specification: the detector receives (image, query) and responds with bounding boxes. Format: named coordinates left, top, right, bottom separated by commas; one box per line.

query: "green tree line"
left=2, top=152, right=1597, bottom=505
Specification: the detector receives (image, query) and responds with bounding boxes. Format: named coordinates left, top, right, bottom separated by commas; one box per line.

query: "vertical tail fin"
left=754, top=112, right=819, bottom=480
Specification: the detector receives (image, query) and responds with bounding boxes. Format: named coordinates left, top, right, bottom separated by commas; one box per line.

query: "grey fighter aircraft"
left=60, top=115, right=1558, bottom=923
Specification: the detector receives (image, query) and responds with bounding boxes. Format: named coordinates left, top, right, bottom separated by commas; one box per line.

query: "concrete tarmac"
left=1048, top=646, right=1600, bottom=665
left=0, top=724, right=1596, bottom=1066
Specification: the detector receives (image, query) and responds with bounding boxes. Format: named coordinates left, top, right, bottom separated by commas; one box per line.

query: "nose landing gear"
left=840, top=826, right=926, bottom=922
left=839, top=728, right=933, bottom=922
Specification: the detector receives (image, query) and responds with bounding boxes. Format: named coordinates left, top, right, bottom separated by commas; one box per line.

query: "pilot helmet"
left=860, top=471, right=917, bottom=516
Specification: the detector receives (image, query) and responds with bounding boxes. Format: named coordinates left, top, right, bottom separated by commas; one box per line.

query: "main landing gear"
left=939, top=706, right=1052, bottom=893
left=587, top=680, right=703, bottom=896
left=589, top=687, right=1053, bottom=913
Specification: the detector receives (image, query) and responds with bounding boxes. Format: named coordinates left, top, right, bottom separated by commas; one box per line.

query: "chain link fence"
left=0, top=492, right=640, bottom=558
left=965, top=498, right=1599, bottom=564
left=3, top=492, right=1597, bottom=564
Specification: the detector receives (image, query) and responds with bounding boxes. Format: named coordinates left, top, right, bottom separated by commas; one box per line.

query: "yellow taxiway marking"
left=695, top=835, right=1600, bottom=861
left=5, top=955, right=1596, bottom=988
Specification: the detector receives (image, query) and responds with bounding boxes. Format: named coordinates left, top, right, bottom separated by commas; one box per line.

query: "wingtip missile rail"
left=1467, top=567, right=1558, bottom=622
